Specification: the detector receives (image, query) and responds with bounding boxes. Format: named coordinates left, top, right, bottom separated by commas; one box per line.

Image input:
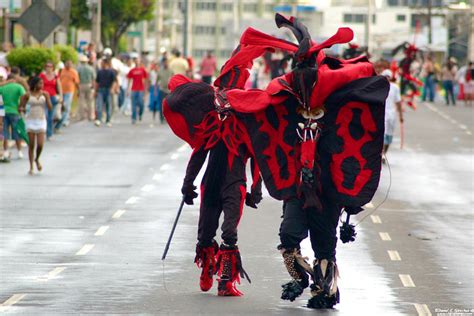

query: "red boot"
left=194, top=241, right=218, bottom=292
left=216, top=244, right=251, bottom=296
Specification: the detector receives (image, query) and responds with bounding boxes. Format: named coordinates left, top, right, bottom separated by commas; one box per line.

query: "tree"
left=70, top=0, right=154, bottom=53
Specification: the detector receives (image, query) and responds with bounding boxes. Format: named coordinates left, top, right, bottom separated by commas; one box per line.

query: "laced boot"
left=307, top=259, right=340, bottom=309
left=194, top=240, right=219, bottom=292
left=280, top=247, right=312, bottom=301
left=216, top=244, right=251, bottom=296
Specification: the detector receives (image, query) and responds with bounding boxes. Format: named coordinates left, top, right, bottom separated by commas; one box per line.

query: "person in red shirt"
left=39, top=61, right=63, bottom=139
left=127, top=56, right=148, bottom=124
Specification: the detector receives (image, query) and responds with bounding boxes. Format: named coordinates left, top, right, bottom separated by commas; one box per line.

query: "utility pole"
left=90, top=0, right=102, bottom=49
left=182, top=0, right=189, bottom=57
left=155, top=0, right=163, bottom=57
left=427, top=0, right=432, bottom=45
left=365, top=0, right=373, bottom=50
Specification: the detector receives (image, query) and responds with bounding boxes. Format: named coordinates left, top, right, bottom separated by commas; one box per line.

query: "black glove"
left=245, top=189, right=262, bottom=209
left=181, top=183, right=198, bottom=205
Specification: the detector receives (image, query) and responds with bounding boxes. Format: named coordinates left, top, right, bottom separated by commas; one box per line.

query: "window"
left=219, top=50, right=233, bottom=58
left=196, top=2, right=217, bottom=11
left=222, top=3, right=233, bottom=11
left=397, top=14, right=406, bottom=22
left=193, top=25, right=225, bottom=35
left=243, top=3, right=258, bottom=12
left=343, top=13, right=367, bottom=24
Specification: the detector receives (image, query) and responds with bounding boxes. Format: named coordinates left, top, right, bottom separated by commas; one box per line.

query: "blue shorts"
left=384, top=134, right=393, bottom=145
left=3, top=113, right=20, bottom=140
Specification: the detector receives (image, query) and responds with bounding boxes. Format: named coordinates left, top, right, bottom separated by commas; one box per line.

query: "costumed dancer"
left=392, top=42, right=422, bottom=109
left=163, top=70, right=262, bottom=296
left=342, top=42, right=368, bottom=60
left=381, top=69, right=403, bottom=158
left=221, top=14, right=389, bottom=308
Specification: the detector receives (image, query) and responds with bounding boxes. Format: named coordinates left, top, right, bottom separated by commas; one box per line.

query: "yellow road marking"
left=379, top=232, right=391, bottom=241
left=152, top=173, right=163, bottom=181
left=371, top=215, right=382, bottom=224
left=76, top=244, right=95, bottom=256
left=399, top=274, right=415, bottom=287
left=160, top=164, right=171, bottom=171
left=112, top=210, right=126, bottom=219
left=387, top=250, right=401, bottom=261
left=37, top=267, right=67, bottom=282
left=125, top=196, right=139, bottom=204
left=141, top=184, right=155, bottom=192
left=0, top=294, right=26, bottom=311
left=94, top=226, right=109, bottom=236
left=414, top=303, right=432, bottom=316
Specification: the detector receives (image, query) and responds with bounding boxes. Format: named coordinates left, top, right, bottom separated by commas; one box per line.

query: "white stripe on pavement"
left=152, top=173, right=163, bottom=181
left=94, top=226, right=110, bottom=236
left=414, top=303, right=432, bottom=316
left=141, top=184, right=155, bottom=192
left=170, top=153, right=179, bottom=160
left=379, top=232, right=392, bottom=241
left=125, top=196, right=139, bottom=204
left=37, top=267, right=67, bottom=282
left=112, top=210, right=126, bottom=219
left=364, top=202, right=375, bottom=208
left=0, top=294, right=26, bottom=311
left=371, top=215, right=382, bottom=224
left=160, top=164, right=171, bottom=171
left=399, top=274, right=416, bottom=287
left=76, top=244, right=95, bottom=256
left=387, top=250, right=401, bottom=261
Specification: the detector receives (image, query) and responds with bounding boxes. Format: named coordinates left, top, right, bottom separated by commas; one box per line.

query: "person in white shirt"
left=381, top=69, right=403, bottom=161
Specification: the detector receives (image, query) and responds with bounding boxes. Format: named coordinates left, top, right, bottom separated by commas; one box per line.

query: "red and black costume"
left=210, top=14, right=389, bottom=308
left=392, top=41, right=422, bottom=109
left=163, top=64, right=262, bottom=296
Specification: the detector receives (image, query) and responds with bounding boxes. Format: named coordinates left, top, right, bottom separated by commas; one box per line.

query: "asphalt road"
left=0, top=101, right=472, bottom=315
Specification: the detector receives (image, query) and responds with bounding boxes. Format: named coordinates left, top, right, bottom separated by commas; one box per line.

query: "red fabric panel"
left=309, top=62, right=374, bottom=109
left=168, top=74, right=193, bottom=92
left=329, top=101, right=376, bottom=196
left=162, top=98, right=194, bottom=148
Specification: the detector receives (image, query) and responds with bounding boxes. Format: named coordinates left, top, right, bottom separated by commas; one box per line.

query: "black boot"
left=307, top=259, right=340, bottom=309
left=280, top=248, right=312, bottom=301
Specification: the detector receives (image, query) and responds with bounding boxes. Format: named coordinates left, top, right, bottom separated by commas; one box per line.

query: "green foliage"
left=70, top=0, right=155, bottom=52
left=53, top=45, right=79, bottom=63
left=70, top=0, right=91, bottom=30
left=6, top=47, right=57, bottom=76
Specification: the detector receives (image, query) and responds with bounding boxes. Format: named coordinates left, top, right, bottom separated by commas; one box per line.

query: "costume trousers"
left=279, top=196, right=340, bottom=261
left=197, top=183, right=246, bottom=247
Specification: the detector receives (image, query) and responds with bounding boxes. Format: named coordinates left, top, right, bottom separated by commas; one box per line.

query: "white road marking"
left=160, top=164, right=171, bottom=171
left=0, top=294, right=26, bottom=311
left=76, top=244, right=95, bottom=256
left=425, top=103, right=472, bottom=134
left=94, top=226, right=109, bottom=236
left=399, top=274, right=416, bottom=287
left=364, top=202, right=375, bottom=208
left=112, top=209, right=126, bottom=219
left=414, top=303, right=432, bottom=316
left=170, top=153, right=180, bottom=160
left=141, top=184, right=155, bottom=192
left=370, top=215, right=382, bottom=224
left=178, top=144, right=188, bottom=152
left=125, top=196, right=139, bottom=204
left=379, top=232, right=392, bottom=241
left=152, top=173, right=163, bottom=181
left=37, top=267, right=67, bottom=282
left=387, top=250, right=401, bottom=261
